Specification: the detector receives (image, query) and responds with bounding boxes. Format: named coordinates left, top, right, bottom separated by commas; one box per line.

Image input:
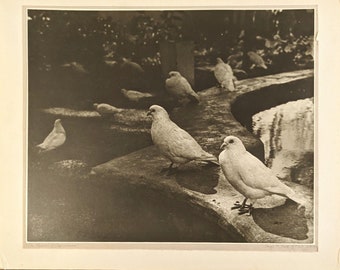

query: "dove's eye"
left=229, top=139, right=234, bottom=144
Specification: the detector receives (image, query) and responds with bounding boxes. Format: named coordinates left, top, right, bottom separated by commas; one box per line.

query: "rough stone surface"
left=91, top=69, right=314, bottom=243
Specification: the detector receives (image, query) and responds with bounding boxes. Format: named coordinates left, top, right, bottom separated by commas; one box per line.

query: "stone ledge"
left=91, top=69, right=314, bottom=243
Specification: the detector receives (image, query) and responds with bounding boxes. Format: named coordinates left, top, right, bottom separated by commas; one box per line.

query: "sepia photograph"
left=25, top=8, right=316, bottom=245
left=3, top=0, right=340, bottom=268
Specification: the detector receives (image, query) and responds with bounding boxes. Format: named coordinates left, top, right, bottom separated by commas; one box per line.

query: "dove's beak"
left=220, top=142, right=227, bottom=150
left=147, top=110, right=152, bottom=116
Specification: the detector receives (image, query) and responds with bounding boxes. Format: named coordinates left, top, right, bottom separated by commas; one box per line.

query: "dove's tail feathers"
left=188, top=92, right=200, bottom=103
left=198, top=153, right=220, bottom=166
left=36, top=145, right=48, bottom=154
left=206, top=159, right=220, bottom=166
left=286, top=192, right=306, bottom=208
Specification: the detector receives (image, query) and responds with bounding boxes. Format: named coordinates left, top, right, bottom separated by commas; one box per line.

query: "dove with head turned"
left=219, top=136, right=305, bottom=215
left=36, top=119, right=66, bottom=153
left=214, top=58, right=236, bottom=91
left=93, top=103, right=123, bottom=116
left=121, top=88, right=153, bottom=102
left=165, top=71, right=200, bottom=104
left=147, top=105, right=219, bottom=172
left=247, top=51, right=268, bottom=69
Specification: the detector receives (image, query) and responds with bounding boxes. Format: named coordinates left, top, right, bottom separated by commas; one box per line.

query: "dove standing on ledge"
left=214, top=58, right=236, bottom=91
left=219, top=136, right=304, bottom=215
left=165, top=71, right=200, bottom=104
left=93, top=103, right=123, bottom=116
left=147, top=105, right=219, bottom=172
left=121, top=88, right=153, bottom=102
left=36, top=119, right=66, bottom=153
left=247, top=51, right=268, bottom=69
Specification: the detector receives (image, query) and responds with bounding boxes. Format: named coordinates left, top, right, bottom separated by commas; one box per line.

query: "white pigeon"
left=214, top=58, right=236, bottom=91
left=147, top=105, right=219, bottom=172
left=121, top=88, right=153, bottom=102
left=219, top=135, right=305, bottom=215
left=247, top=51, right=268, bottom=69
left=119, top=57, right=144, bottom=74
left=36, top=119, right=66, bottom=153
left=93, top=103, right=123, bottom=116
left=165, top=71, right=200, bottom=104
left=61, top=61, right=88, bottom=73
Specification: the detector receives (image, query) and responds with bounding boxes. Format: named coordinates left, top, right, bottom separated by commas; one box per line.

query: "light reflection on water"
left=252, top=98, right=314, bottom=187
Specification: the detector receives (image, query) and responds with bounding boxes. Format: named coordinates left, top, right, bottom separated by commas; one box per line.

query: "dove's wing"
left=165, top=77, right=180, bottom=95
left=46, top=133, right=66, bottom=149
left=237, top=152, right=293, bottom=196
left=38, top=129, right=65, bottom=151
left=98, top=104, right=122, bottom=113
left=176, top=77, right=192, bottom=96
left=178, top=77, right=200, bottom=102
left=223, top=63, right=233, bottom=73
left=214, top=64, right=228, bottom=83
left=215, top=64, right=235, bottom=91
left=166, top=77, right=199, bottom=102
left=168, top=124, right=208, bottom=159
left=129, top=90, right=153, bottom=99
left=156, top=121, right=209, bottom=161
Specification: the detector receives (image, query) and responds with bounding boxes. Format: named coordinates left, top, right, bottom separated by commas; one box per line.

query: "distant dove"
left=61, top=61, right=88, bottom=73
left=219, top=136, right=305, bottom=215
left=227, top=51, right=243, bottom=68
left=165, top=71, right=200, bottom=104
left=36, top=119, right=66, bottom=153
left=119, top=57, right=144, bottom=74
left=147, top=105, right=219, bottom=172
left=93, top=103, right=123, bottom=116
left=121, top=88, right=153, bottom=102
left=247, top=51, right=268, bottom=69
left=214, top=58, right=236, bottom=91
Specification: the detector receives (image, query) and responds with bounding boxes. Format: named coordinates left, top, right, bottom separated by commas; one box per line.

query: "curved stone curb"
left=91, top=69, right=314, bottom=244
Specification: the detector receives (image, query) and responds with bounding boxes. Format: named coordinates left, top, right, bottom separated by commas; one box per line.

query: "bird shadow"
left=173, top=163, right=219, bottom=195
left=252, top=200, right=309, bottom=240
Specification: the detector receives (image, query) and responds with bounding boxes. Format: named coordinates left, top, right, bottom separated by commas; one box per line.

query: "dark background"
left=28, top=9, right=314, bottom=109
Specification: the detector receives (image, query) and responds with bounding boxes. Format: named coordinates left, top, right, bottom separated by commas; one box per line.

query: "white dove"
left=119, top=57, right=144, bottom=74
left=214, top=58, right=236, bottom=91
left=61, top=61, right=88, bottom=73
left=93, top=103, right=123, bottom=116
left=219, top=135, right=305, bottom=215
left=247, top=51, right=268, bottom=69
left=147, top=105, right=219, bottom=172
left=121, top=88, right=153, bottom=102
left=165, top=71, right=200, bottom=104
left=36, top=119, right=66, bottom=153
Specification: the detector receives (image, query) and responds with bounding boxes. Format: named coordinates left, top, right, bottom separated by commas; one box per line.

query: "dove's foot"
left=231, top=198, right=250, bottom=210
left=231, top=199, right=254, bottom=216
left=238, top=204, right=254, bottom=216
left=160, top=163, right=178, bottom=176
left=231, top=202, right=243, bottom=210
